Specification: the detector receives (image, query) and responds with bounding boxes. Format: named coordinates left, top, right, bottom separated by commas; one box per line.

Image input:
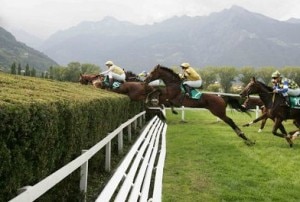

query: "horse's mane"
left=156, top=65, right=181, bottom=80
left=256, top=80, right=273, bottom=92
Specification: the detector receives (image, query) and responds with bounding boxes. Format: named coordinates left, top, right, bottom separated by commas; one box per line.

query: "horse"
left=79, top=73, right=102, bottom=88
left=94, top=74, right=161, bottom=103
left=124, top=70, right=142, bottom=82
left=145, top=64, right=254, bottom=145
left=239, top=77, right=300, bottom=147
left=242, top=97, right=268, bottom=132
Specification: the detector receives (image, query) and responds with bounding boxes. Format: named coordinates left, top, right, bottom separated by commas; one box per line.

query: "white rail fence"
left=96, top=115, right=167, bottom=202
left=9, top=111, right=146, bottom=202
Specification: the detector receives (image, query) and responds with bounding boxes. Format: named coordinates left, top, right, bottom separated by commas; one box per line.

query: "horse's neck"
left=159, top=72, right=180, bottom=86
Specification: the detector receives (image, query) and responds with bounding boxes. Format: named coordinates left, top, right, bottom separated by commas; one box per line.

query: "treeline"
left=8, top=61, right=300, bottom=93
left=173, top=66, right=300, bottom=93
left=9, top=62, right=100, bottom=82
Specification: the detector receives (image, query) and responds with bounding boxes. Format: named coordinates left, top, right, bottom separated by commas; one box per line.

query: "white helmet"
left=105, top=61, right=114, bottom=66
left=180, top=63, right=190, bottom=68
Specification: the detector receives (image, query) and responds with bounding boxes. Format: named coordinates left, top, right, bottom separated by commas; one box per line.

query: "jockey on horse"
left=271, top=70, right=300, bottom=107
left=180, top=63, right=203, bottom=98
left=99, top=61, right=126, bottom=89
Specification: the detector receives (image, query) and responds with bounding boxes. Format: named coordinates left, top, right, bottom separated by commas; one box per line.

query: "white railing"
left=9, top=111, right=146, bottom=202
left=96, top=115, right=167, bottom=202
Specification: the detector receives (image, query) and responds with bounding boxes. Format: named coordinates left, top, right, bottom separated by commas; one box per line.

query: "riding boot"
left=109, top=78, right=114, bottom=89
left=284, top=96, right=290, bottom=107
left=183, top=84, right=191, bottom=97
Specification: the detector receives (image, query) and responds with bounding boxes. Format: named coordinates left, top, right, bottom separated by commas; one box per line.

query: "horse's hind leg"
left=290, top=119, right=300, bottom=140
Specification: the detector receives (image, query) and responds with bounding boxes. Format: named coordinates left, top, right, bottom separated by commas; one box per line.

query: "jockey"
left=271, top=70, right=300, bottom=107
left=100, top=61, right=126, bottom=88
left=138, top=70, right=161, bottom=86
left=180, top=62, right=202, bottom=97
left=138, top=71, right=148, bottom=81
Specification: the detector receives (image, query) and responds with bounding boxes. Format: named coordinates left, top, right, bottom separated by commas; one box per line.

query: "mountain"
left=0, top=27, right=58, bottom=72
left=11, top=28, right=44, bottom=49
left=286, top=18, right=300, bottom=24
left=40, top=6, right=300, bottom=72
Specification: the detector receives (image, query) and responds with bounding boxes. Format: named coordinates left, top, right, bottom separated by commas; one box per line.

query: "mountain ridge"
left=0, top=27, right=58, bottom=71
left=4, top=5, right=300, bottom=73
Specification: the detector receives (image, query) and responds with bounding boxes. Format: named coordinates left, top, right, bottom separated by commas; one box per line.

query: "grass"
left=163, top=108, right=300, bottom=202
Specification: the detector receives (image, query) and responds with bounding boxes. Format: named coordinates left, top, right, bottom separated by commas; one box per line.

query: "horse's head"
left=79, top=74, right=104, bottom=88
left=240, top=77, right=261, bottom=98
left=125, top=70, right=140, bottom=82
left=145, top=64, right=161, bottom=83
left=145, top=64, right=181, bottom=85
left=79, top=73, right=89, bottom=85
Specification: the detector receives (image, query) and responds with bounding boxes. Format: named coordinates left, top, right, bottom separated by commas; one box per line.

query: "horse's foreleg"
left=168, top=100, right=178, bottom=114
left=243, top=113, right=268, bottom=127
left=258, top=117, right=268, bottom=132
left=272, top=119, right=293, bottom=147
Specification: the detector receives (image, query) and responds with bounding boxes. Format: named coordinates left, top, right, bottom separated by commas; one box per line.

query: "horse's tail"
left=223, top=96, right=252, bottom=116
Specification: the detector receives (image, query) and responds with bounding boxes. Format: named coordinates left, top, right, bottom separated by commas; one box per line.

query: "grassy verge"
left=163, top=108, right=300, bottom=202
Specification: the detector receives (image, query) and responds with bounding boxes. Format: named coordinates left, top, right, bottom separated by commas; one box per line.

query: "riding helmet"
left=180, top=63, right=190, bottom=68
left=105, top=61, right=114, bottom=66
left=271, top=70, right=281, bottom=78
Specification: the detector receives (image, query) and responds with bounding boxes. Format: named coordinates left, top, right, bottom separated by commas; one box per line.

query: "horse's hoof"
left=258, top=129, right=262, bottom=133
left=172, top=111, right=178, bottom=115
left=285, top=136, right=293, bottom=148
left=242, top=124, right=249, bottom=127
left=244, top=140, right=255, bottom=146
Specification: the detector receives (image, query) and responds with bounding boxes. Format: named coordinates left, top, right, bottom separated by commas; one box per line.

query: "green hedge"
left=0, top=72, right=144, bottom=201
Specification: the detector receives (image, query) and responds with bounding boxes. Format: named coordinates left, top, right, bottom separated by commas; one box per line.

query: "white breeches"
left=183, top=80, right=202, bottom=88
left=288, top=88, right=300, bottom=96
left=103, top=72, right=126, bottom=82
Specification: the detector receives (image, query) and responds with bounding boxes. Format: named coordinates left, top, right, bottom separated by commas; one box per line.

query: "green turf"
left=163, top=108, right=300, bottom=202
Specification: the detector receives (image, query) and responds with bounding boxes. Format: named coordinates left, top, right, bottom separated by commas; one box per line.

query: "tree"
left=200, top=67, right=218, bottom=89
left=280, top=67, right=300, bottom=85
left=238, top=66, right=257, bottom=86
left=217, top=67, right=238, bottom=93
left=17, top=63, right=21, bottom=75
left=63, top=62, right=82, bottom=82
left=10, top=62, right=16, bottom=74
left=256, top=66, right=276, bottom=85
left=30, top=67, right=36, bottom=77
left=49, top=66, right=53, bottom=79
left=25, top=64, right=30, bottom=76
left=81, top=63, right=100, bottom=74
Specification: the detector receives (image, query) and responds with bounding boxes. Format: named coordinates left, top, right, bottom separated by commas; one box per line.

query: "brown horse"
left=79, top=73, right=102, bottom=88
left=145, top=64, right=254, bottom=145
left=242, top=97, right=268, bottom=132
left=124, top=70, right=142, bottom=82
left=94, top=75, right=160, bottom=102
left=240, top=77, right=300, bottom=147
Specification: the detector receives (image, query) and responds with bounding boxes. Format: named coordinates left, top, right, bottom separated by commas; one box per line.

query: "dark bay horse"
left=145, top=64, right=254, bottom=145
left=240, top=77, right=300, bottom=147
left=124, top=70, right=142, bottom=82
left=242, top=97, right=268, bottom=132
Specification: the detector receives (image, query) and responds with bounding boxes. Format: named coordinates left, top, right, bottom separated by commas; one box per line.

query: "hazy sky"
left=1, top=0, right=300, bottom=39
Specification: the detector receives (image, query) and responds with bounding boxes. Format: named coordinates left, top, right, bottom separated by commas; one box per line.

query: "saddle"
left=103, top=76, right=122, bottom=89
left=289, top=96, right=300, bottom=109
left=180, top=83, right=202, bottom=100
